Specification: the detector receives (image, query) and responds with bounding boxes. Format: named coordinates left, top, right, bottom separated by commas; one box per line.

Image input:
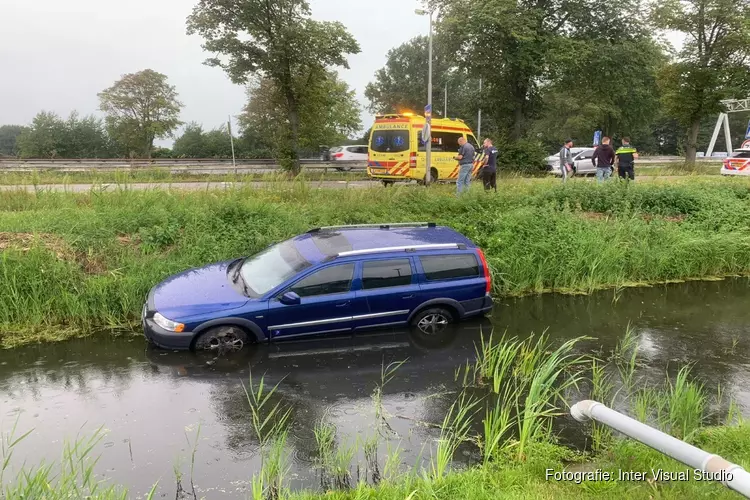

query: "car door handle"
left=336, top=301, right=350, bottom=307
left=402, top=295, right=415, bottom=299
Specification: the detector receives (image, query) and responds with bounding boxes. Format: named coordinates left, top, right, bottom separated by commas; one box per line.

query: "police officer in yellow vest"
left=615, top=137, right=639, bottom=181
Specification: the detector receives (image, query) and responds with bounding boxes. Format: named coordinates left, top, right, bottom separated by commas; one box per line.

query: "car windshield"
left=231, top=240, right=312, bottom=298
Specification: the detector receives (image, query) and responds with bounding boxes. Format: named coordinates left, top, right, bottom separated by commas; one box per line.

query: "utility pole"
left=477, top=78, right=483, bottom=139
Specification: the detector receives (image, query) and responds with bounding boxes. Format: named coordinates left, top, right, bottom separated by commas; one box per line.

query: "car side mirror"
left=279, top=291, right=301, bottom=306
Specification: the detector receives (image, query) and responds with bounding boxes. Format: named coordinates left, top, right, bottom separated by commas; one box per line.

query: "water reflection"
left=0, top=278, right=749, bottom=498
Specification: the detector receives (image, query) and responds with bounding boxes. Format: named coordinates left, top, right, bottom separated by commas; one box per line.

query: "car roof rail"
left=336, top=243, right=466, bottom=258
left=308, top=222, right=436, bottom=233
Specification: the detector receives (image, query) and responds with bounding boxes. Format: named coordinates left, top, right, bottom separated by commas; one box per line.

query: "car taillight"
left=333, top=153, right=344, bottom=158
left=477, top=249, right=491, bottom=294
left=410, top=152, right=417, bottom=168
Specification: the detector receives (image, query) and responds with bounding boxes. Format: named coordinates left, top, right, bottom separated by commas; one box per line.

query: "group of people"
left=449, top=133, right=637, bottom=195
left=455, top=137, right=498, bottom=195
left=559, top=137, right=639, bottom=183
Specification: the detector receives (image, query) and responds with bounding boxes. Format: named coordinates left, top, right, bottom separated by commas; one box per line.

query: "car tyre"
left=335, top=166, right=353, bottom=172
left=411, top=307, right=454, bottom=336
left=193, top=326, right=250, bottom=353
left=382, top=180, right=395, bottom=187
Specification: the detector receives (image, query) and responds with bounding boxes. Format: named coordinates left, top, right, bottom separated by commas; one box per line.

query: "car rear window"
left=362, top=259, right=412, bottom=289
left=420, top=254, right=479, bottom=281
left=371, top=130, right=409, bottom=153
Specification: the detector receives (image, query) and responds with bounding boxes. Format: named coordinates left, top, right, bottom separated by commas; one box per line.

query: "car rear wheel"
left=382, top=180, right=395, bottom=187
left=335, top=166, right=352, bottom=172
left=411, top=307, right=454, bottom=336
left=194, top=326, right=250, bottom=353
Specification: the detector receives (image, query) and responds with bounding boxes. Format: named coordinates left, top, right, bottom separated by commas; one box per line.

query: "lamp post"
left=415, top=7, right=434, bottom=186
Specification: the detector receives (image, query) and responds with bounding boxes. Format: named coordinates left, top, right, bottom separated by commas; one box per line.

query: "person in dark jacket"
left=615, top=137, right=638, bottom=181
left=480, top=138, right=498, bottom=192
left=591, top=136, right=615, bottom=182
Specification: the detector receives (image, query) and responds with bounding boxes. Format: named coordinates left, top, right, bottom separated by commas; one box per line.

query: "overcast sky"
left=0, top=0, right=428, bottom=145
left=0, top=1, right=683, bottom=146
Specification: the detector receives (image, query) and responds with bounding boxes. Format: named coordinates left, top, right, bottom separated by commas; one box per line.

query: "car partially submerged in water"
left=142, top=223, right=493, bottom=351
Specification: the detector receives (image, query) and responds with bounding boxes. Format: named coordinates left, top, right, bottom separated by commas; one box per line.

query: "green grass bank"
left=1, top=177, right=750, bottom=347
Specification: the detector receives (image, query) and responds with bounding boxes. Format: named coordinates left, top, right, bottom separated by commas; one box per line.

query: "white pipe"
left=571, top=400, right=750, bottom=498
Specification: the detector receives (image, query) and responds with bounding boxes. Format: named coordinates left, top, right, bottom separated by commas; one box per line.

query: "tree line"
left=2, top=0, right=749, bottom=171
left=368, top=0, right=750, bottom=166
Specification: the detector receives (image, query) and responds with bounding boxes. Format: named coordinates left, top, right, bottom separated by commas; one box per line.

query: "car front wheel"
left=194, top=326, right=249, bottom=353
left=411, top=307, right=454, bottom=336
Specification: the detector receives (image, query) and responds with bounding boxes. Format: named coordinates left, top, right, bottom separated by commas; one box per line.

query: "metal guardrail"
left=0, top=158, right=367, bottom=172
left=571, top=400, right=750, bottom=498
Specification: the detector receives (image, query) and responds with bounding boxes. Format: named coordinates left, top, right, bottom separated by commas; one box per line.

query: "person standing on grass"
left=480, top=138, right=498, bottom=192
left=455, top=137, right=476, bottom=195
left=615, top=137, right=639, bottom=181
left=559, top=139, right=574, bottom=183
left=591, top=136, right=615, bottom=183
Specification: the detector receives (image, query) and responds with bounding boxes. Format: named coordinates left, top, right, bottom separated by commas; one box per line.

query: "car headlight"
left=153, top=312, right=185, bottom=333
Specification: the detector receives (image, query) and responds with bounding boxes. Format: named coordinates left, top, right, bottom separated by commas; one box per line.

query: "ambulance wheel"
left=382, top=180, right=395, bottom=187
left=430, top=168, right=439, bottom=183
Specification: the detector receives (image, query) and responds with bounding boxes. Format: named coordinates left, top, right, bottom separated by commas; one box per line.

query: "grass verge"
left=1, top=177, right=750, bottom=347
left=0, top=169, right=368, bottom=185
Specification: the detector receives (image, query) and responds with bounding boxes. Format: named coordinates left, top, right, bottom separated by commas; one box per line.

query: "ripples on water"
left=0, top=279, right=749, bottom=498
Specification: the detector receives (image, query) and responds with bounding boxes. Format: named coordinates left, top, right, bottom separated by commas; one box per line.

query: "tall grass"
left=244, top=373, right=292, bottom=500
left=467, top=332, right=589, bottom=461
left=0, top=425, right=158, bottom=499
left=428, top=393, right=480, bottom=480
left=2, top=179, right=750, bottom=345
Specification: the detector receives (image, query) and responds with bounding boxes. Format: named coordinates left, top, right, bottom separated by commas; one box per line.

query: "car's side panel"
left=354, top=257, right=419, bottom=331
left=412, top=253, right=487, bottom=318
left=264, top=262, right=368, bottom=341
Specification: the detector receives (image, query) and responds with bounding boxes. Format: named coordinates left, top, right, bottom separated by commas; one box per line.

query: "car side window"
left=420, top=254, right=479, bottom=281
left=467, top=135, right=479, bottom=150
left=362, top=259, right=412, bottom=290
left=290, top=264, right=355, bottom=298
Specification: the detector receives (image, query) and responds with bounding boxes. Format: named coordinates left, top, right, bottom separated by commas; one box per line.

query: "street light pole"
left=444, top=82, right=448, bottom=118
left=415, top=7, right=434, bottom=186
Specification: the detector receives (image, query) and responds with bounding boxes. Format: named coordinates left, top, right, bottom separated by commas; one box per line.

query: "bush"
left=497, top=138, right=548, bottom=175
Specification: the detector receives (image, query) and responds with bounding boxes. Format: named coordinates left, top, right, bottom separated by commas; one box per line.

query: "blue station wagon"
left=142, top=223, right=493, bottom=351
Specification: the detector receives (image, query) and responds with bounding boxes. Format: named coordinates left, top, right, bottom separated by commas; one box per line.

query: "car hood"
left=153, top=261, right=249, bottom=318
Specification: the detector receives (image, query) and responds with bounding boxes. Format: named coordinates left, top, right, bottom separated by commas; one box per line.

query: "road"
left=0, top=180, right=376, bottom=192
left=0, top=175, right=727, bottom=193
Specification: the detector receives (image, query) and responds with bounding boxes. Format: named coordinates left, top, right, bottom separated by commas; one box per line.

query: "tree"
left=0, top=125, right=25, bottom=157
left=187, top=0, right=360, bottom=173
left=16, top=111, right=112, bottom=158
left=365, top=35, right=477, bottom=122
left=433, top=0, right=658, bottom=141
left=98, top=69, right=183, bottom=158
left=172, top=123, right=207, bottom=157
left=532, top=37, right=667, bottom=147
left=238, top=71, right=361, bottom=159
left=653, top=0, right=750, bottom=163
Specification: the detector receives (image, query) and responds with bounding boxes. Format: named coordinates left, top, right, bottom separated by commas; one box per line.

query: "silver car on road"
left=548, top=147, right=600, bottom=176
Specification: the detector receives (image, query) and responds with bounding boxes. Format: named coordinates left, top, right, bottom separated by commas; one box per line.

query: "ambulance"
left=367, top=113, right=485, bottom=185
